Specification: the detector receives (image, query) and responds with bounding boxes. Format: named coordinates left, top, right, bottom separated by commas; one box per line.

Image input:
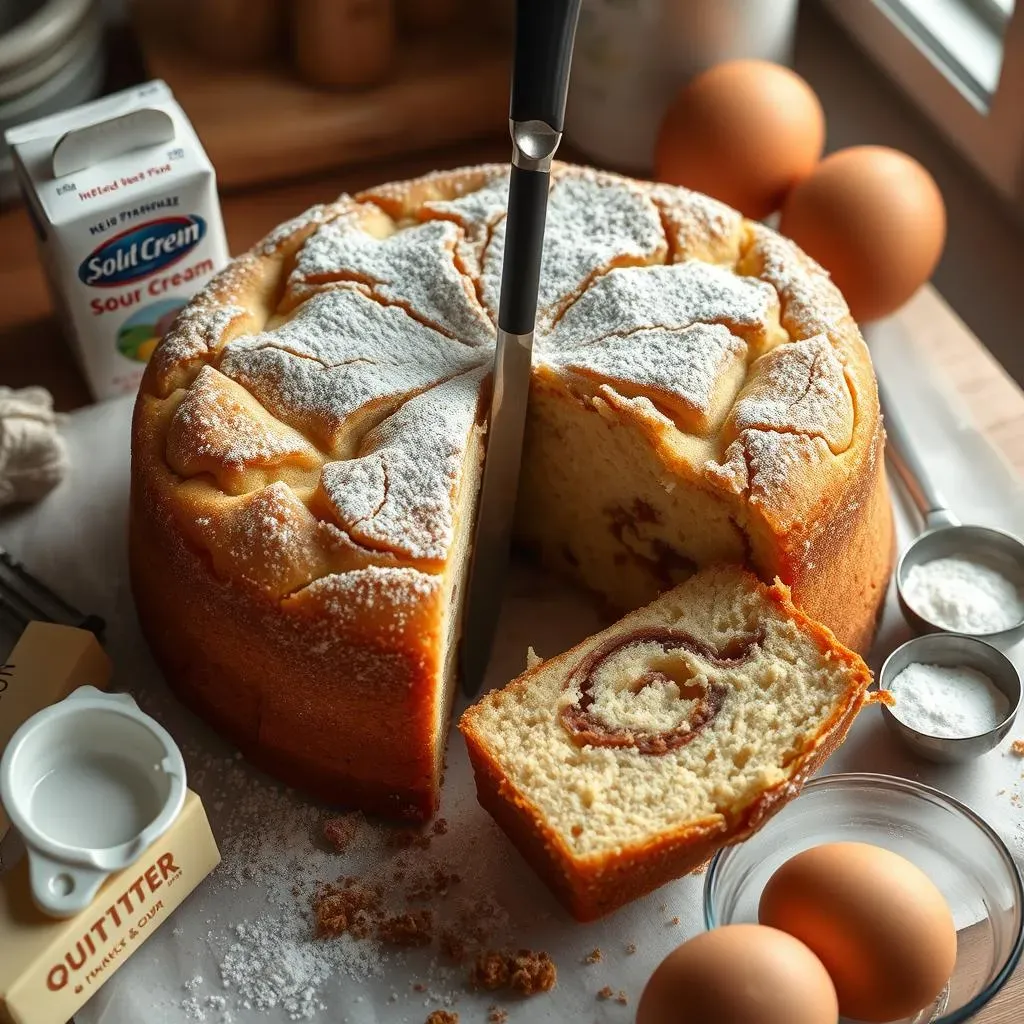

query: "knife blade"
left=460, top=0, right=581, bottom=696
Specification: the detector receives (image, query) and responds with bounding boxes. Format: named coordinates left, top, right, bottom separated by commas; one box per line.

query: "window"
left=825, top=0, right=1024, bottom=209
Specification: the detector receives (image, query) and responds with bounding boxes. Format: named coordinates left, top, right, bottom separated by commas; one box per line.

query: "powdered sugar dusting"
left=545, top=261, right=782, bottom=353
left=150, top=304, right=248, bottom=394
left=728, top=336, right=854, bottom=453
left=167, top=366, right=321, bottom=481
left=291, top=218, right=493, bottom=345
left=546, top=323, right=747, bottom=435
left=219, top=288, right=485, bottom=453
left=480, top=174, right=666, bottom=327
left=319, top=371, right=482, bottom=562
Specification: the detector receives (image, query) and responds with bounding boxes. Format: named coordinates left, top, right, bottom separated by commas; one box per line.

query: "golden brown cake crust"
left=459, top=574, right=873, bottom=921
left=130, top=163, right=892, bottom=820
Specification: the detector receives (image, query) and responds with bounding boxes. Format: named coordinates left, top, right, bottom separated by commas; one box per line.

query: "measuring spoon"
left=878, top=375, right=1024, bottom=640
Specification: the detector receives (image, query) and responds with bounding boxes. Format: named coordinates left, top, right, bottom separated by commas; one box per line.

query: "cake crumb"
left=469, top=950, right=557, bottom=995
left=584, top=948, right=603, bottom=964
left=377, top=910, right=433, bottom=947
left=1011, top=739, right=1024, bottom=756
left=432, top=817, right=449, bottom=835
left=487, top=1007, right=508, bottom=1024
left=440, top=929, right=468, bottom=963
left=625, top=942, right=637, bottom=955
left=668, top=916, right=680, bottom=926
left=387, top=827, right=432, bottom=850
left=321, top=813, right=361, bottom=852
left=425, top=1012, right=458, bottom=1024
left=597, top=986, right=615, bottom=1000
left=615, top=990, right=629, bottom=1005
left=312, top=879, right=381, bottom=939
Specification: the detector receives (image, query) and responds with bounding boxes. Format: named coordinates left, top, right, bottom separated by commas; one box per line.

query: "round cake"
left=130, top=163, right=893, bottom=820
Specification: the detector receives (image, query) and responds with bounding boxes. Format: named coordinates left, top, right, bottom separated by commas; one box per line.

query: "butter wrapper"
left=0, top=790, right=220, bottom=1024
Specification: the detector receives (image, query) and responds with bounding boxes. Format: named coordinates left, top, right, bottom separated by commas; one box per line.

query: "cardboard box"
left=6, top=80, right=229, bottom=401
left=0, top=791, right=220, bottom=1024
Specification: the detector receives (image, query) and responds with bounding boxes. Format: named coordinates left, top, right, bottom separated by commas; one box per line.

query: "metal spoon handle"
left=877, top=375, right=959, bottom=530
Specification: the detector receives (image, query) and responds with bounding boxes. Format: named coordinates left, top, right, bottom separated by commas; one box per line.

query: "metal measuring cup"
left=878, top=633, right=1022, bottom=762
left=878, top=376, right=1024, bottom=640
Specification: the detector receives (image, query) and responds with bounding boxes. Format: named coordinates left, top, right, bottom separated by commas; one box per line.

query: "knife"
left=460, top=0, right=581, bottom=696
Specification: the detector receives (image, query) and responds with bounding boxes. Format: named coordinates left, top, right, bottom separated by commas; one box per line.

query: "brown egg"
left=759, top=842, right=957, bottom=1022
left=655, top=60, right=825, bottom=220
left=637, top=924, right=838, bottom=1024
left=779, top=146, right=946, bottom=321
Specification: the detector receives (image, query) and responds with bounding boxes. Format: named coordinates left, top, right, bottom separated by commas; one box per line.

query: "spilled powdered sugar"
left=163, top=743, right=524, bottom=1024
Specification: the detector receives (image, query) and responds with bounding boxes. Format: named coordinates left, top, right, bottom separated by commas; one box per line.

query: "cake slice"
left=459, top=566, right=872, bottom=921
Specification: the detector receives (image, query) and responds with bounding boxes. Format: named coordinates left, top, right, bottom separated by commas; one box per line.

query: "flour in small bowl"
left=902, top=556, right=1024, bottom=634
left=888, top=662, right=1010, bottom=738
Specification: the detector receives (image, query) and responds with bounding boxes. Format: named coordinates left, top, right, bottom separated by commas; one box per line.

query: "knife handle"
left=510, top=0, right=581, bottom=132
left=498, top=168, right=550, bottom=337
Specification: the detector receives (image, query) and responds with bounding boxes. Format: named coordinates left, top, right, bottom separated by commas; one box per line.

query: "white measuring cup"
left=0, top=686, right=186, bottom=917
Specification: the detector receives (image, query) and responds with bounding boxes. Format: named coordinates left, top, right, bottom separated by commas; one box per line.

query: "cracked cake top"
left=138, top=163, right=879, bottom=604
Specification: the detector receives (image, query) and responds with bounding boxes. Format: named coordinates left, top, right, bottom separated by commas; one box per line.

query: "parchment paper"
left=1, top=317, right=1022, bottom=1024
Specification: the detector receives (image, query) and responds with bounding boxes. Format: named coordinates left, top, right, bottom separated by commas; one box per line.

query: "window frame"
left=824, top=0, right=1024, bottom=209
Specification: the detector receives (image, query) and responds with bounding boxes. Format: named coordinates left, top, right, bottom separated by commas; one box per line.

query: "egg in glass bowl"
left=704, top=774, right=1023, bottom=1023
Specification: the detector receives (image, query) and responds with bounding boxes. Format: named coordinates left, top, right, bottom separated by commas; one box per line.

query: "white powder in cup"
left=888, top=662, right=1010, bottom=738
left=902, top=556, right=1024, bottom=633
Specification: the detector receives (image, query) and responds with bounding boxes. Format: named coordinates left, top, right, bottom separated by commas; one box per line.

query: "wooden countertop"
left=2, top=141, right=1022, bottom=1021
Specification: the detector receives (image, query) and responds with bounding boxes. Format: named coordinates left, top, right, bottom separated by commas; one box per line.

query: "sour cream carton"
left=6, top=80, right=229, bottom=401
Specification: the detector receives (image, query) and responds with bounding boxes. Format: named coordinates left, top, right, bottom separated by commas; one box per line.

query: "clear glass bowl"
left=703, top=773, right=1024, bottom=1023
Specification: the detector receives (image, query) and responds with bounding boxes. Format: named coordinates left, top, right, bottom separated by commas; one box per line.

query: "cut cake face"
left=459, top=567, right=873, bottom=920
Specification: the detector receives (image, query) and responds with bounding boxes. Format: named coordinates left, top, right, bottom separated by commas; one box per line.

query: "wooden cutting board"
left=134, top=9, right=510, bottom=191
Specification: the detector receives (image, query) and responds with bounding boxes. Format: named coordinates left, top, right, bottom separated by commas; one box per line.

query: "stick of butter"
left=0, top=790, right=220, bottom=1024
left=0, top=622, right=111, bottom=839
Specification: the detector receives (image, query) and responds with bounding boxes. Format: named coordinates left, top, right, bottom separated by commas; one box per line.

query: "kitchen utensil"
left=460, top=0, right=580, bottom=695
left=878, top=633, right=1021, bottom=762
left=705, top=773, right=1024, bottom=1024
left=877, top=373, right=1024, bottom=639
left=0, top=545, right=103, bottom=636
left=0, top=685, right=187, bottom=917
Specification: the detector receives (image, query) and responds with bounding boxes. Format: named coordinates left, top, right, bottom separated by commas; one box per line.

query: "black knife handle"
left=498, top=166, right=550, bottom=336
left=510, top=0, right=581, bottom=131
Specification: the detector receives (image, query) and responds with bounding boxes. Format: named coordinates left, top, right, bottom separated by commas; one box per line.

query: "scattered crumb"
left=469, top=950, right=557, bottom=995
left=584, top=948, right=602, bottom=964
left=413, top=983, right=427, bottom=993
left=376, top=910, right=433, bottom=947
left=1011, top=739, right=1024, bottom=756
left=597, top=986, right=628, bottom=1005
left=387, top=827, right=432, bottom=850
left=668, top=916, right=680, bottom=926
left=425, top=1012, right=458, bottom=1024
left=440, top=929, right=468, bottom=963
left=405, top=866, right=461, bottom=902
left=321, top=813, right=361, bottom=852
left=432, top=817, right=449, bottom=835
left=487, top=1007, right=508, bottom=1024
left=625, top=942, right=637, bottom=955
left=312, top=879, right=381, bottom=939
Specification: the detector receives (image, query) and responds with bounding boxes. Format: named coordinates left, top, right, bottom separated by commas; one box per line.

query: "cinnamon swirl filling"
left=559, top=626, right=764, bottom=755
